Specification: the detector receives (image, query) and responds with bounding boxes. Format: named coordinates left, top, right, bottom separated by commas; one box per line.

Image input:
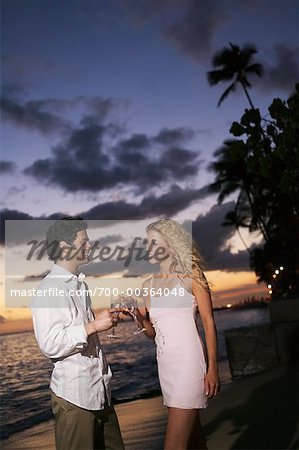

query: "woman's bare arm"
left=136, top=278, right=156, bottom=340
left=191, top=277, right=220, bottom=397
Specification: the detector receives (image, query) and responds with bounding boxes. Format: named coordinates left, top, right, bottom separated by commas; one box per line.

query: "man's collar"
left=49, top=264, right=86, bottom=285
left=77, top=272, right=86, bottom=283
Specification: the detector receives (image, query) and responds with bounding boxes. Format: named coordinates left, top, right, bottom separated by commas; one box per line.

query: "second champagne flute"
left=106, top=294, right=122, bottom=339
left=124, top=296, right=146, bottom=335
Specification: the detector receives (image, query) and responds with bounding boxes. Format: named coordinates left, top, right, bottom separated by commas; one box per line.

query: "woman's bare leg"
left=188, top=410, right=207, bottom=450
left=164, top=407, right=198, bottom=450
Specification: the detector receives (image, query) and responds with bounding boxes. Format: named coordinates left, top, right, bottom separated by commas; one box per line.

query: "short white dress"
left=149, top=274, right=207, bottom=409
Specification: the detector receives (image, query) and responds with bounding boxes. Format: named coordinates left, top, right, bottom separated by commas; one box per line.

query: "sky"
left=1, top=0, right=298, bottom=320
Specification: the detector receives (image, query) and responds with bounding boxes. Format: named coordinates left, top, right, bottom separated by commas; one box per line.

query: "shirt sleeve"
left=31, top=288, right=88, bottom=359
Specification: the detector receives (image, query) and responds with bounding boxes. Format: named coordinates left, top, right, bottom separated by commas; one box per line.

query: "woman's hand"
left=204, top=366, right=220, bottom=398
left=134, top=307, right=144, bottom=324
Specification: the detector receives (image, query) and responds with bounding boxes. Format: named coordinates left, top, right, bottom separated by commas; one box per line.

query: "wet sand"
left=3, top=364, right=299, bottom=450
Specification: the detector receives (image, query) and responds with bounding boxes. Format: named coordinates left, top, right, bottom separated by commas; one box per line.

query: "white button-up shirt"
left=31, top=264, right=112, bottom=410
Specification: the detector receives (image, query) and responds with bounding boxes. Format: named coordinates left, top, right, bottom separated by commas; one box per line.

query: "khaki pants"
left=51, top=392, right=125, bottom=450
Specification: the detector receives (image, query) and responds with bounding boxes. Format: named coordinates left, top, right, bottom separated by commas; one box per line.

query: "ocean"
left=0, top=306, right=270, bottom=439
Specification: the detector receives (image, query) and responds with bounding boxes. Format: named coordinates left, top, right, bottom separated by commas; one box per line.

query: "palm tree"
left=207, top=43, right=263, bottom=108
left=208, top=138, right=271, bottom=244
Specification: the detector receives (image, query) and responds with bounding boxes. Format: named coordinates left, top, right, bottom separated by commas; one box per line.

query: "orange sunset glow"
left=0, top=267, right=268, bottom=335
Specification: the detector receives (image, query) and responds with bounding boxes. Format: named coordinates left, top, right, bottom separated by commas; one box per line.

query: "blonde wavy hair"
left=146, top=219, right=211, bottom=292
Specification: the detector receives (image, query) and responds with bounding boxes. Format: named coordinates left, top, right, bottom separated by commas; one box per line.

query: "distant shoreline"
left=0, top=329, right=33, bottom=337
left=0, top=303, right=269, bottom=336
left=213, top=302, right=269, bottom=311
left=0, top=319, right=34, bottom=336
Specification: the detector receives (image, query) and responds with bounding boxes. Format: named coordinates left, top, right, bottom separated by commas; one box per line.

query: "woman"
left=136, top=219, right=220, bottom=450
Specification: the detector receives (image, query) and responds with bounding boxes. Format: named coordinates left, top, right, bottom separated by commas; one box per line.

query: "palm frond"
left=207, top=68, right=235, bottom=85
left=217, top=82, right=236, bottom=107
left=245, top=63, right=263, bottom=77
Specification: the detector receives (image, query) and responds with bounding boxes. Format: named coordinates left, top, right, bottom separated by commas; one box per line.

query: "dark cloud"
left=114, top=133, right=150, bottom=154
left=83, top=201, right=142, bottom=221
left=0, top=160, right=17, bottom=174
left=0, top=210, right=67, bottom=246
left=35, top=96, right=123, bottom=121
left=0, top=97, right=71, bottom=135
left=1, top=198, right=254, bottom=274
left=154, top=127, right=196, bottom=145
left=24, top=120, right=201, bottom=193
left=0, top=209, right=34, bottom=246
left=83, top=184, right=210, bottom=220
left=0, top=184, right=212, bottom=244
left=192, top=202, right=251, bottom=271
left=165, top=0, right=223, bottom=62
left=0, top=209, right=33, bottom=221
left=24, top=118, right=119, bottom=191
left=141, top=184, right=210, bottom=217
left=115, top=0, right=223, bottom=63
left=0, top=93, right=124, bottom=135
left=159, top=147, right=201, bottom=178
left=258, top=44, right=299, bottom=93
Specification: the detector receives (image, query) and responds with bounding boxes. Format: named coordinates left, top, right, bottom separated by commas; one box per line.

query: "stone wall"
left=225, top=299, right=299, bottom=379
left=225, top=324, right=278, bottom=379
left=269, top=298, right=299, bottom=363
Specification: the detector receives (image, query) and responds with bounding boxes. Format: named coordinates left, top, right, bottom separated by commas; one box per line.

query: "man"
left=31, top=217, right=125, bottom=450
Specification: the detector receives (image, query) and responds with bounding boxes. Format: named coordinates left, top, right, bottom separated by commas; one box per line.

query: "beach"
left=3, top=363, right=298, bottom=450
left=1, top=308, right=271, bottom=439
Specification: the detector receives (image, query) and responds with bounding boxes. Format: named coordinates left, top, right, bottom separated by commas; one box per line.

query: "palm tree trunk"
left=241, top=82, right=255, bottom=109
left=241, top=79, right=266, bottom=138
left=235, top=191, right=252, bottom=254
left=244, top=186, right=271, bottom=243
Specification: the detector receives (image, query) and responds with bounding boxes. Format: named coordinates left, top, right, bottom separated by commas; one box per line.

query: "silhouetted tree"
left=207, top=43, right=263, bottom=108
left=209, top=84, right=299, bottom=299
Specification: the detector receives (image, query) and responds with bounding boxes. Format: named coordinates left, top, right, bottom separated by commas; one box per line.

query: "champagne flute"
left=106, top=294, right=122, bottom=339
left=123, top=295, right=146, bottom=335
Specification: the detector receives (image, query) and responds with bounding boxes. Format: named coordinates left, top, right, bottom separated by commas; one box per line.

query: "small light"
left=269, top=290, right=272, bottom=294
left=280, top=266, right=284, bottom=270
left=267, top=284, right=272, bottom=289
left=275, top=270, right=279, bottom=274
left=226, top=303, right=232, bottom=308
left=273, top=274, right=277, bottom=278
